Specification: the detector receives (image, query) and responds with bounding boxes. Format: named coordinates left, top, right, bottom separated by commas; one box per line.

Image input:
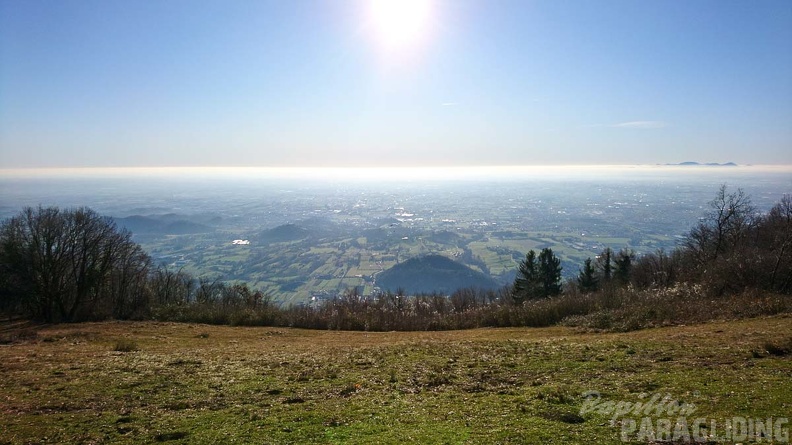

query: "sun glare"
left=368, top=0, right=432, bottom=52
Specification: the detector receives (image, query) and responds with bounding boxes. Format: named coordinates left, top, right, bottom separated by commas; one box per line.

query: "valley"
left=2, top=166, right=789, bottom=305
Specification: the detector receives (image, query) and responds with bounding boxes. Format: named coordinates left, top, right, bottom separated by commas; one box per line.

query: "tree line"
left=0, top=207, right=150, bottom=322
left=1, top=185, right=790, bottom=329
left=511, top=185, right=792, bottom=300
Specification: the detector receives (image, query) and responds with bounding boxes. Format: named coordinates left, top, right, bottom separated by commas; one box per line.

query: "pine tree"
left=513, top=248, right=562, bottom=301
left=614, top=249, right=634, bottom=285
left=512, top=250, right=538, bottom=303
left=577, top=257, right=599, bottom=293
left=597, top=247, right=613, bottom=283
left=538, top=248, right=562, bottom=297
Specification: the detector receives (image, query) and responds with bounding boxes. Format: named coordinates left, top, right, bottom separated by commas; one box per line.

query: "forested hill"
left=113, top=215, right=213, bottom=235
left=377, top=254, right=499, bottom=295
left=257, top=224, right=309, bottom=243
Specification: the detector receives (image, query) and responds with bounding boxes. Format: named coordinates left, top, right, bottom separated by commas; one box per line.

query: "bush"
left=113, top=339, right=139, bottom=352
left=764, top=338, right=792, bottom=356
left=142, top=281, right=792, bottom=332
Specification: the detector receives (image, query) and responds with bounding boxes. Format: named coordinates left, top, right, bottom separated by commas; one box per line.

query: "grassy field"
left=1, top=316, right=790, bottom=444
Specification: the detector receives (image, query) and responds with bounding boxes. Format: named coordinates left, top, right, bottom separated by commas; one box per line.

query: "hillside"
left=258, top=223, right=309, bottom=243
left=114, top=215, right=213, bottom=235
left=377, top=254, right=499, bottom=294
left=1, top=317, right=789, bottom=444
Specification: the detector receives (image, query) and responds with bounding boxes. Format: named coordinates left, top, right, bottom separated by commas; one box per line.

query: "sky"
left=1, top=0, right=791, bottom=168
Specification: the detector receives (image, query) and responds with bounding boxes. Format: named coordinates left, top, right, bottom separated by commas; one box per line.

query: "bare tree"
left=106, top=239, right=151, bottom=319
left=149, top=266, right=194, bottom=307
left=0, top=206, right=150, bottom=322
left=685, top=185, right=755, bottom=264
left=757, top=194, right=792, bottom=292
left=631, top=249, right=680, bottom=289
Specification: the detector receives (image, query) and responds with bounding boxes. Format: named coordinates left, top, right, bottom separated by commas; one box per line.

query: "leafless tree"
left=0, top=206, right=150, bottom=322
left=149, top=266, right=194, bottom=306
left=685, top=185, right=756, bottom=264
left=757, top=194, right=792, bottom=292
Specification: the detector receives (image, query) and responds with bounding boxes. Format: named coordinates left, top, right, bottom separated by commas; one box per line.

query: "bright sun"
left=368, top=0, right=432, bottom=52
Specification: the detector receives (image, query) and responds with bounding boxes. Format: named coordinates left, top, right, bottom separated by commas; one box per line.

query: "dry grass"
left=0, top=316, right=790, bottom=444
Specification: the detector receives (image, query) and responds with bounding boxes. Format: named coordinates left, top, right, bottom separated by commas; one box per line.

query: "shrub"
left=113, top=339, right=139, bottom=352
left=764, top=338, right=792, bottom=356
left=0, top=328, right=38, bottom=344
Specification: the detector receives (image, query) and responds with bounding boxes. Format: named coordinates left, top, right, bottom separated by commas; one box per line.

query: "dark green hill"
left=377, top=254, right=499, bottom=295
left=259, top=224, right=309, bottom=243
left=428, top=230, right=463, bottom=245
left=114, top=215, right=160, bottom=234
left=114, top=215, right=212, bottom=235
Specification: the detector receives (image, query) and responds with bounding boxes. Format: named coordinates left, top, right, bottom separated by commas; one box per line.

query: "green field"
left=142, top=225, right=653, bottom=304
left=1, top=316, right=790, bottom=444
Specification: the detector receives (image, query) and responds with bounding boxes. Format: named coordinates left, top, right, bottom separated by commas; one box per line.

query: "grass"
left=0, top=316, right=790, bottom=444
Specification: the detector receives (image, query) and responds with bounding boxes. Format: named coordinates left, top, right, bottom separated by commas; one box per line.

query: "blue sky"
left=1, top=0, right=791, bottom=168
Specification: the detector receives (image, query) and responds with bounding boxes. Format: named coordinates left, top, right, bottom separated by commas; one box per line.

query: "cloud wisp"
left=611, top=121, right=668, bottom=129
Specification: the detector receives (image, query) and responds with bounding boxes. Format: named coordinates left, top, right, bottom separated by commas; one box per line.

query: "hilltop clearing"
left=1, top=316, right=789, bottom=444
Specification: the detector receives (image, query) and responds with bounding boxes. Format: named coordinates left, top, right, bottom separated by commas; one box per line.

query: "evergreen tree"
left=614, top=249, right=634, bottom=285
left=597, top=247, right=613, bottom=283
left=512, top=250, right=538, bottom=303
left=513, top=248, right=563, bottom=302
left=538, top=248, right=562, bottom=297
left=577, top=257, right=599, bottom=293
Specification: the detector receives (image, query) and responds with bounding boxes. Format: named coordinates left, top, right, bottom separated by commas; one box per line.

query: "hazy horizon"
left=3, top=164, right=790, bottom=218
left=3, top=163, right=792, bottom=176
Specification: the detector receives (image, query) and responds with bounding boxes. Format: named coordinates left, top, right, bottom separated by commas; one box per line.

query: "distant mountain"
left=377, top=254, right=499, bottom=295
left=668, top=161, right=737, bottom=166
left=259, top=224, right=309, bottom=243
left=114, top=215, right=160, bottom=234
left=114, top=215, right=213, bottom=235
